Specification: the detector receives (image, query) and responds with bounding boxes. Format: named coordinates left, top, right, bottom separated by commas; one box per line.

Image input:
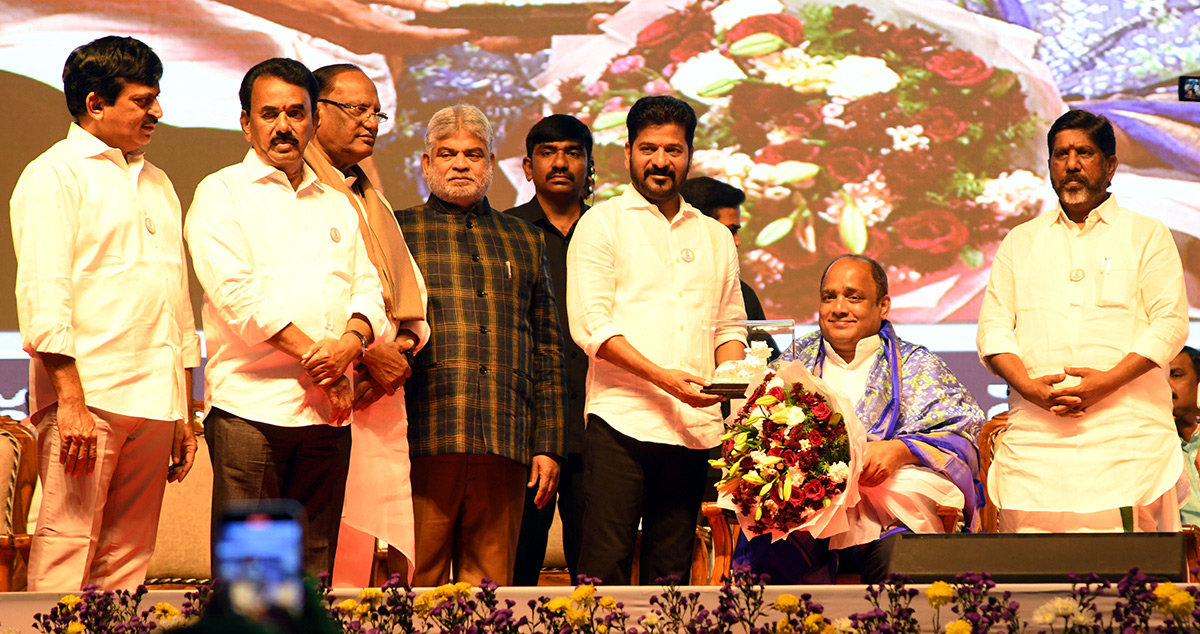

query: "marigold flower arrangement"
left=711, top=361, right=862, bottom=540
left=549, top=0, right=1054, bottom=320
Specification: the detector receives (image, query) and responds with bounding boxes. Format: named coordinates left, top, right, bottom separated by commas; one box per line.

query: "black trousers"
left=511, top=452, right=586, bottom=585
left=577, top=415, right=710, bottom=585
left=206, top=407, right=352, bottom=577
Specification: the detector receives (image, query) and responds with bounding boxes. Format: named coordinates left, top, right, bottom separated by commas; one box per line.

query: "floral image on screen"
left=548, top=0, right=1058, bottom=323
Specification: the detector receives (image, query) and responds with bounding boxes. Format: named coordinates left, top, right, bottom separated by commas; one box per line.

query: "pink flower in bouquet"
left=913, top=106, right=967, bottom=142
left=823, top=146, right=873, bottom=183
left=892, top=208, right=969, bottom=254
left=803, top=479, right=826, bottom=501
left=643, top=78, right=674, bottom=95
left=926, top=49, right=994, bottom=86
left=812, top=402, right=832, bottom=422
left=726, top=13, right=805, bottom=47
left=608, top=55, right=646, bottom=75
left=586, top=81, right=611, bottom=97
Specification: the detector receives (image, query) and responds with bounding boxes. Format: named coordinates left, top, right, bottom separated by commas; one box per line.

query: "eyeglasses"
left=318, top=99, right=390, bottom=124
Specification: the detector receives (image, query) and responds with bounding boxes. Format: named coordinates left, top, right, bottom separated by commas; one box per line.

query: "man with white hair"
left=395, top=104, right=567, bottom=585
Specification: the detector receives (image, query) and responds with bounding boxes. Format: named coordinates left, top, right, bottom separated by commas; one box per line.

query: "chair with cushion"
left=0, top=415, right=36, bottom=591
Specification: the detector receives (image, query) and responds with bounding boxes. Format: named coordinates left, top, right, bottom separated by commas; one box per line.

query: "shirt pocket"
left=1096, top=268, right=1133, bottom=309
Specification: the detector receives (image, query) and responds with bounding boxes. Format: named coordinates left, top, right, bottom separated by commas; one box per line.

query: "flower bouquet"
left=539, top=0, right=1061, bottom=322
left=711, top=359, right=865, bottom=542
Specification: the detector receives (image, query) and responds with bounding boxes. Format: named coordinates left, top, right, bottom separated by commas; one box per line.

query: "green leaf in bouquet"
left=949, top=171, right=985, bottom=199
left=987, top=71, right=1018, bottom=96
left=959, top=244, right=985, bottom=269
left=592, top=110, right=628, bottom=131
left=838, top=194, right=868, bottom=255
left=697, top=77, right=741, bottom=99
left=728, top=33, right=788, bottom=57
left=754, top=216, right=794, bottom=248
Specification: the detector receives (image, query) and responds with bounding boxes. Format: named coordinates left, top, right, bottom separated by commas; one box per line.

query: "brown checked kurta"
left=395, top=194, right=567, bottom=465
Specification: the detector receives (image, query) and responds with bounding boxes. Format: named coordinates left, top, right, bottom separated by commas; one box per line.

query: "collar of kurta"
left=427, top=193, right=492, bottom=217
left=66, top=122, right=144, bottom=167
left=241, top=147, right=322, bottom=192
left=1053, top=192, right=1119, bottom=228
left=617, top=184, right=700, bottom=222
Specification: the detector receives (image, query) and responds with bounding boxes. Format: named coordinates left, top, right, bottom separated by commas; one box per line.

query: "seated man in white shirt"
left=185, top=57, right=386, bottom=576
left=978, top=109, right=1188, bottom=533
left=736, top=255, right=985, bottom=583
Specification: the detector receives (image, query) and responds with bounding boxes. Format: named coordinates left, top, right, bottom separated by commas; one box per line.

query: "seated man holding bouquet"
left=735, top=254, right=985, bottom=583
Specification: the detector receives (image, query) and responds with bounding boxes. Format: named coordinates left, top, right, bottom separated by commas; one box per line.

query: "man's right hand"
left=325, top=376, right=354, bottom=425
left=1015, top=372, right=1083, bottom=416
left=656, top=369, right=724, bottom=408
left=361, top=340, right=413, bottom=395
left=57, top=400, right=98, bottom=477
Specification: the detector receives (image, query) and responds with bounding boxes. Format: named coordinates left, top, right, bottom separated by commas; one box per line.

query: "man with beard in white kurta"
left=978, top=109, right=1189, bottom=532
left=304, top=64, right=430, bottom=585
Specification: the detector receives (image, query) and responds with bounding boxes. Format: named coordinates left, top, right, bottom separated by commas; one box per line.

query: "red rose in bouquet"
left=927, top=49, right=995, bottom=86
left=755, top=139, right=821, bottom=165
left=726, top=13, right=805, bottom=46
left=637, top=13, right=682, bottom=47
left=670, top=31, right=713, bottom=63
left=823, top=146, right=874, bottom=183
left=914, top=106, right=968, bottom=142
left=892, top=208, right=969, bottom=254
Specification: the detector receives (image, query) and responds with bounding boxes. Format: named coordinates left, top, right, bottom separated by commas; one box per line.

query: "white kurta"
left=977, top=195, right=1188, bottom=514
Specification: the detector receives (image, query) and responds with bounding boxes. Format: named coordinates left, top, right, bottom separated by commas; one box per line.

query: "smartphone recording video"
left=215, top=499, right=305, bottom=622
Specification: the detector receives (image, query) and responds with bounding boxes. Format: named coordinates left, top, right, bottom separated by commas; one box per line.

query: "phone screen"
left=215, top=502, right=305, bottom=620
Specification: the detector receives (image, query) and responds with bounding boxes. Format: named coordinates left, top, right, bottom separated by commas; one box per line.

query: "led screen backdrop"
left=1, top=0, right=1199, bottom=417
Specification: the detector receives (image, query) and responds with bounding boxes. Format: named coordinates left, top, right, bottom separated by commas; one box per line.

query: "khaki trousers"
left=28, top=405, right=173, bottom=591
left=410, top=453, right=525, bottom=586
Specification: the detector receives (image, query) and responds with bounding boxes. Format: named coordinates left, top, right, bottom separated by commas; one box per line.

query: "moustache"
left=644, top=166, right=675, bottom=179
left=271, top=132, right=299, bottom=146
left=142, top=115, right=158, bottom=126
left=548, top=169, right=574, bottom=181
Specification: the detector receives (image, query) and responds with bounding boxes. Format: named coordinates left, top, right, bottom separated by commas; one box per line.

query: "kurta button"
left=570, top=392, right=578, bottom=400
left=479, top=326, right=489, bottom=334
left=471, top=254, right=480, bottom=262
left=479, top=365, right=488, bottom=374
left=466, top=220, right=474, bottom=229
left=476, top=289, right=486, bottom=297
left=570, top=352, right=578, bottom=359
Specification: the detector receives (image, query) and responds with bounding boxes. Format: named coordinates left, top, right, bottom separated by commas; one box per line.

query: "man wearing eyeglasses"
left=304, top=63, right=429, bottom=585
left=395, top=104, right=567, bottom=585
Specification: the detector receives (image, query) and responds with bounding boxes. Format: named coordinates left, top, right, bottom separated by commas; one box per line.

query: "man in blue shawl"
left=734, top=255, right=984, bottom=583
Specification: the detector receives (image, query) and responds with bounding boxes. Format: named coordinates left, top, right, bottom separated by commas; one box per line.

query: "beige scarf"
left=305, top=143, right=425, bottom=324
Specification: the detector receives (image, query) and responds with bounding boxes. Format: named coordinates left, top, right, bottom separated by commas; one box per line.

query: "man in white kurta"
left=185, top=58, right=386, bottom=574
left=978, top=109, right=1188, bottom=532
left=302, top=64, right=430, bottom=586
left=10, top=36, right=200, bottom=591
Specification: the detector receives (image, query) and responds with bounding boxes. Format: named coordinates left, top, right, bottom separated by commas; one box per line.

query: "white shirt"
left=567, top=186, right=747, bottom=449
left=819, top=334, right=880, bottom=415
left=185, top=150, right=386, bottom=428
left=977, top=195, right=1187, bottom=512
left=11, top=123, right=200, bottom=422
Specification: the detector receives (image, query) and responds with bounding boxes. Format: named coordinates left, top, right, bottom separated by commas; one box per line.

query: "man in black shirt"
left=505, top=114, right=593, bottom=584
left=680, top=176, right=765, bottom=320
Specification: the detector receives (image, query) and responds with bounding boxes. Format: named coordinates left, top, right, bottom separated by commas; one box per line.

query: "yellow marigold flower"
left=927, top=581, right=953, bottom=608
left=775, top=618, right=795, bottom=634
left=452, top=581, right=473, bottom=598
left=1166, top=591, right=1196, bottom=619
left=65, top=623, right=87, bottom=634
left=774, top=593, right=801, bottom=615
left=59, top=595, right=82, bottom=611
left=337, top=599, right=359, bottom=612
left=153, top=602, right=181, bottom=619
left=945, top=619, right=972, bottom=634
left=546, top=596, right=573, bottom=613
left=642, top=613, right=660, bottom=628
left=598, top=625, right=609, bottom=634
left=565, top=607, right=590, bottom=627
left=598, top=596, right=618, bottom=610
left=820, top=624, right=839, bottom=634
left=572, top=584, right=596, bottom=605
left=804, top=613, right=827, bottom=634
left=414, top=592, right=436, bottom=617
left=359, top=588, right=384, bottom=604
left=1155, top=582, right=1181, bottom=609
